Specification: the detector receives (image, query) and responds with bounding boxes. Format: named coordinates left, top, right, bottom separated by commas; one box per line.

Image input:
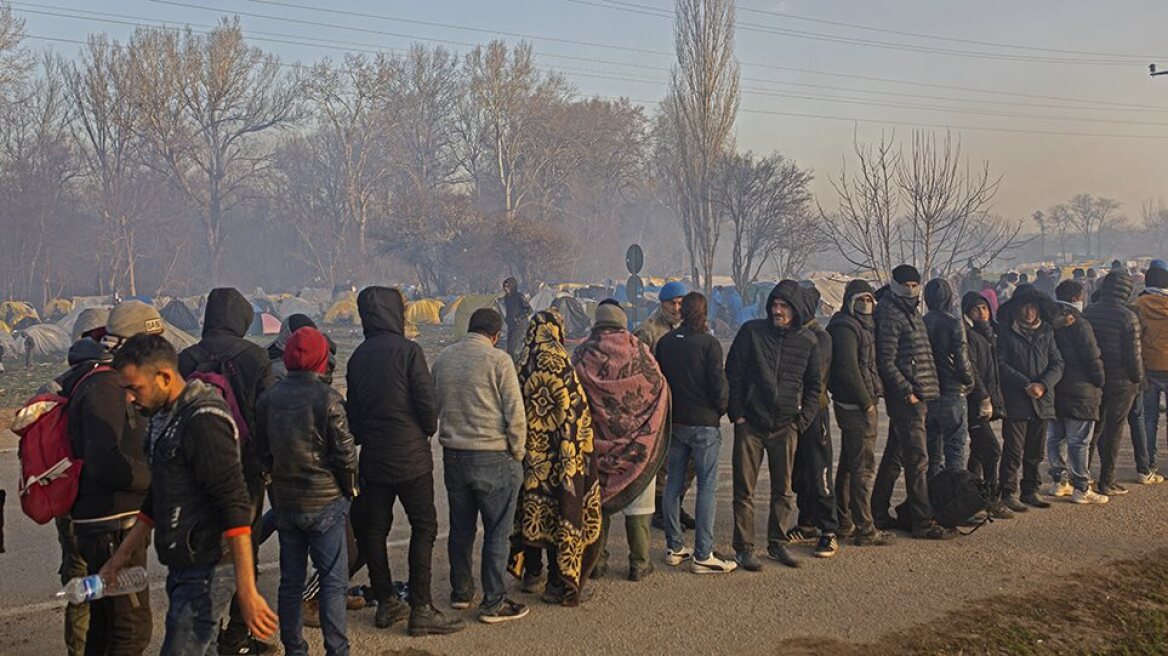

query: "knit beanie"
left=891, top=264, right=922, bottom=285
left=1147, top=266, right=1168, bottom=289
left=284, top=327, right=330, bottom=375
left=594, top=303, right=628, bottom=331
left=1152, top=259, right=1168, bottom=271
left=659, top=281, right=688, bottom=302
left=106, top=300, right=164, bottom=339
left=72, top=307, right=111, bottom=342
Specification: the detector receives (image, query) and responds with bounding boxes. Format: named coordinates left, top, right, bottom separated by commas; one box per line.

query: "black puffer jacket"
left=726, top=281, right=822, bottom=434
left=923, top=279, right=974, bottom=396
left=874, top=288, right=940, bottom=404
left=1083, top=270, right=1144, bottom=392
left=996, top=287, right=1064, bottom=421
left=960, top=293, right=1003, bottom=422
left=255, top=371, right=357, bottom=514
left=346, top=287, right=439, bottom=484
left=800, top=285, right=832, bottom=410
left=1051, top=302, right=1105, bottom=421
left=826, top=280, right=882, bottom=409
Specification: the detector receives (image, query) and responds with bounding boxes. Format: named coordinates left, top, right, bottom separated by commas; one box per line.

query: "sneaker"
left=1072, top=488, right=1110, bottom=504
left=1021, top=493, right=1052, bottom=509
left=1097, top=483, right=1129, bottom=496
left=628, top=561, right=655, bottom=582
left=734, top=548, right=764, bottom=572
left=784, top=526, right=819, bottom=544
left=813, top=534, right=840, bottom=558
left=691, top=554, right=738, bottom=574
left=450, top=595, right=473, bottom=611
left=374, top=596, right=411, bottom=629
left=478, top=599, right=530, bottom=624
left=1047, top=481, right=1073, bottom=497
left=664, top=546, right=694, bottom=566
left=408, top=605, right=466, bottom=636
left=766, top=543, right=801, bottom=568
left=521, top=569, right=546, bottom=594
left=1138, top=471, right=1165, bottom=485
left=912, top=520, right=958, bottom=540
left=302, top=599, right=321, bottom=629
left=986, top=500, right=1015, bottom=520
left=852, top=530, right=895, bottom=547
left=1001, top=495, right=1029, bottom=513
left=218, top=637, right=271, bottom=655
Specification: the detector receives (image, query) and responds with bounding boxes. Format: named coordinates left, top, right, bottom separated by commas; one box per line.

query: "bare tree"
left=820, top=133, right=901, bottom=282
left=660, top=0, right=739, bottom=294
left=126, top=20, right=301, bottom=282
left=0, top=5, right=29, bottom=103
left=1066, top=193, right=1123, bottom=258
left=1144, top=198, right=1168, bottom=255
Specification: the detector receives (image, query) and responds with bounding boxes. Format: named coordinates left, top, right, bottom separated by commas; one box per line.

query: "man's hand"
left=979, top=399, right=993, bottom=419
left=1026, top=383, right=1045, bottom=399
left=97, top=551, right=127, bottom=586
left=238, top=590, right=278, bottom=640
left=907, top=394, right=921, bottom=405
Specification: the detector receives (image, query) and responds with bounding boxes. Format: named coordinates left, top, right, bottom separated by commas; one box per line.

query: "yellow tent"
left=0, top=319, right=9, bottom=334
left=1, top=301, right=38, bottom=327
left=324, top=295, right=359, bottom=325
left=405, top=298, right=444, bottom=326
left=453, top=294, right=499, bottom=338
left=43, top=298, right=73, bottom=321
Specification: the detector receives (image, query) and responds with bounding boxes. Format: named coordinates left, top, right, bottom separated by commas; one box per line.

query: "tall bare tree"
left=820, top=133, right=901, bottom=281
left=660, top=0, right=739, bottom=294
left=0, top=5, right=28, bottom=103
left=1066, top=193, right=1123, bottom=258
left=1144, top=198, right=1168, bottom=255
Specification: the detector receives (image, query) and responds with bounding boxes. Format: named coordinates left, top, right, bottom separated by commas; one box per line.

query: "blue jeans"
left=1143, top=373, right=1168, bottom=472
left=1127, top=392, right=1153, bottom=475
left=443, top=449, right=522, bottom=610
left=926, top=393, right=969, bottom=477
left=277, top=497, right=350, bottom=656
left=1047, top=418, right=1094, bottom=492
left=664, top=426, right=722, bottom=560
left=161, top=563, right=235, bottom=656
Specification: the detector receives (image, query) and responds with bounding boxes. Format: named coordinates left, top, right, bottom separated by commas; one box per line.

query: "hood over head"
left=358, top=286, right=405, bottom=337
left=283, top=327, right=330, bottom=375
left=961, top=291, right=992, bottom=320
left=842, top=279, right=876, bottom=317
left=1099, top=269, right=1135, bottom=302
left=767, top=280, right=807, bottom=329
left=999, top=284, right=1057, bottom=327
left=67, top=337, right=111, bottom=367
left=799, top=284, right=821, bottom=325
left=202, top=288, right=254, bottom=338
left=924, top=278, right=954, bottom=312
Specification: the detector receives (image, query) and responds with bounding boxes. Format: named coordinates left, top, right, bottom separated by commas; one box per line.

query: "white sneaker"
left=1072, top=489, right=1109, bottom=505
left=1138, top=471, right=1165, bottom=485
left=691, top=554, right=738, bottom=574
left=1047, top=481, right=1073, bottom=497
left=664, top=546, right=694, bottom=566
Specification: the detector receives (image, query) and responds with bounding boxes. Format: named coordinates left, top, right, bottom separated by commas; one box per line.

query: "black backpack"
left=892, top=469, right=989, bottom=532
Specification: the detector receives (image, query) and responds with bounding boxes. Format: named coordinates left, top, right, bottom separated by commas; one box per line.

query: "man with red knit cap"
left=254, top=327, right=358, bottom=656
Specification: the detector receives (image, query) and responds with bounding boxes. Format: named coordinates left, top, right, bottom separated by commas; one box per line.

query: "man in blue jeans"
left=923, top=278, right=975, bottom=477
left=1135, top=266, right=1168, bottom=484
left=656, top=292, right=736, bottom=573
left=432, top=309, right=529, bottom=623
left=254, top=327, right=358, bottom=655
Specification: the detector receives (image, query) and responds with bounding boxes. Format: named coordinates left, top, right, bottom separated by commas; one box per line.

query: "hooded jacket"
left=800, top=286, right=833, bottom=410
left=874, top=285, right=940, bottom=405
left=346, top=286, right=439, bottom=484
left=725, top=281, right=822, bottom=434
left=1136, top=288, right=1168, bottom=372
left=1083, top=270, right=1144, bottom=392
left=1050, top=301, right=1105, bottom=421
left=996, top=287, right=1064, bottom=421
left=826, top=280, right=882, bottom=409
left=961, top=293, right=1003, bottom=422
left=923, top=279, right=974, bottom=396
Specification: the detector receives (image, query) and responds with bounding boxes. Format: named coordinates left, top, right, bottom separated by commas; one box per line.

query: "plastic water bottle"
left=56, top=566, right=149, bottom=604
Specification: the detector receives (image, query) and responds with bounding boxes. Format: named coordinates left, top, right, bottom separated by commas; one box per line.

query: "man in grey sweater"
left=432, top=308, right=529, bottom=624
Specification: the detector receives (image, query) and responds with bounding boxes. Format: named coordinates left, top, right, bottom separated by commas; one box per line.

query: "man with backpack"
left=178, top=288, right=274, bottom=655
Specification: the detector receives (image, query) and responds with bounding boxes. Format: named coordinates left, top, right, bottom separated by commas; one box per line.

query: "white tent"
left=20, top=323, right=72, bottom=357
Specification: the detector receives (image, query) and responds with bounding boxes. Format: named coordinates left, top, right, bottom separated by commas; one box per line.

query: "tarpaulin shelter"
left=442, top=296, right=465, bottom=326
left=550, top=296, right=592, bottom=341
left=324, top=295, right=359, bottom=325
left=250, top=312, right=282, bottom=336
left=162, top=323, right=199, bottom=352
left=0, top=329, right=18, bottom=358
left=1, top=301, right=38, bottom=328
left=453, top=294, right=498, bottom=338
left=20, top=323, right=71, bottom=357
left=405, top=298, right=444, bottom=326
left=43, top=299, right=73, bottom=322
left=277, top=296, right=321, bottom=321
left=161, top=299, right=200, bottom=333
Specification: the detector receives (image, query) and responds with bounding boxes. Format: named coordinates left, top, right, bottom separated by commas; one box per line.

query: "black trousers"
left=872, top=400, right=932, bottom=531
left=834, top=405, right=878, bottom=536
left=359, top=474, right=438, bottom=607
left=76, top=524, right=152, bottom=656
left=794, top=408, right=838, bottom=533
left=967, top=419, right=1003, bottom=485
left=1093, top=389, right=1140, bottom=488
left=999, top=418, right=1046, bottom=496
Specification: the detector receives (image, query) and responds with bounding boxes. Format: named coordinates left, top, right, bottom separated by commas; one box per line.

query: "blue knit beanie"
left=1151, top=258, right=1168, bottom=271
left=659, top=281, right=688, bottom=302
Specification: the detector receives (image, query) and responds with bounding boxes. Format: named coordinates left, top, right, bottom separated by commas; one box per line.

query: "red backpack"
left=11, top=365, right=111, bottom=524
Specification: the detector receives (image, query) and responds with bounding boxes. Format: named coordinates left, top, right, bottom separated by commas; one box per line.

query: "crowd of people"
left=34, top=258, right=1168, bottom=655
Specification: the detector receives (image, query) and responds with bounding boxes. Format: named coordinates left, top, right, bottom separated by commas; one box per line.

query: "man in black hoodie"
left=961, top=292, right=1013, bottom=519
left=1084, top=269, right=1145, bottom=497
left=923, top=278, right=975, bottom=476
left=501, top=277, right=532, bottom=358
left=346, top=286, right=464, bottom=636
left=179, top=288, right=274, bottom=655
left=726, top=281, right=821, bottom=571
left=871, top=265, right=951, bottom=540
left=828, top=280, right=892, bottom=546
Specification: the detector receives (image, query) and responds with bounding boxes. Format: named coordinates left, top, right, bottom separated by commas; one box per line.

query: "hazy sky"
left=15, top=0, right=1168, bottom=223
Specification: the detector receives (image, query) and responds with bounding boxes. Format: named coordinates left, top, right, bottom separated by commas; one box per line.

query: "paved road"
left=2, top=418, right=1166, bottom=655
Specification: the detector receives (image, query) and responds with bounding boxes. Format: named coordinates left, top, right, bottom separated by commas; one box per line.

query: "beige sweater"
left=431, top=333, right=527, bottom=459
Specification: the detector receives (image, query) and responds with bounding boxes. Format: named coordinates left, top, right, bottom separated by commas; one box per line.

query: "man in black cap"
left=871, top=265, right=952, bottom=540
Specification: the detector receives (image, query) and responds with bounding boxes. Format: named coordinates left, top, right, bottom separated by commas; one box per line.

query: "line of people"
left=44, top=260, right=1165, bottom=656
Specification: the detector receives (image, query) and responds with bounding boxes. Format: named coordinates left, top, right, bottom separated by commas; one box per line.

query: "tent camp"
left=43, top=299, right=73, bottom=321
left=1, top=301, right=38, bottom=328
left=452, top=294, right=499, bottom=338
left=405, top=298, right=444, bottom=326
left=162, top=323, right=199, bottom=352
left=277, top=296, right=321, bottom=321
left=442, top=296, right=465, bottom=326
left=20, top=323, right=71, bottom=358
left=324, top=295, right=359, bottom=325
left=0, top=329, right=18, bottom=359
left=250, top=312, right=281, bottom=336
left=550, top=296, right=592, bottom=341
left=161, top=299, right=200, bottom=333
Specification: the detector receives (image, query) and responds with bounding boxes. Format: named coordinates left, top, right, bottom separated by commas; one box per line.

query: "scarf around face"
left=572, top=328, right=670, bottom=513
left=509, top=310, right=602, bottom=594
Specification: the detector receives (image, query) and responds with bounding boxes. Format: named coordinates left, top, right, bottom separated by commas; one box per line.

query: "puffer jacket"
left=346, top=287, right=439, bottom=484
left=961, top=292, right=1003, bottom=422
left=726, top=281, right=822, bottom=434
left=996, top=287, right=1064, bottom=421
left=1136, top=289, right=1168, bottom=372
left=874, top=288, right=940, bottom=404
left=255, top=371, right=358, bottom=515
left=1051, top=302, right=1105, bottom=421
left=1083, top=270, right=1144, bottom=392
left=923, top=279, right=974, bottom=396
left=826, top=280, right=882, bottom=409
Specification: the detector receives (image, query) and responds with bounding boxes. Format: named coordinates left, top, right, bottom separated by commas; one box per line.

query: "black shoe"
left=836, top=521, right=856, bottom=538
left=521, top=569, right=546, bottom=594
left=588, top=561, right=607, bottom=580
left=912, top=520, right=958, bottom=540
left=1097, top=483, right=1129, bottom=496
left=962, top=510, right=990, bottom=527
left=478, top=598, right=530, bottom=624
left=650, top=510, right=665, bottom=530
left=853, top=530, right=895, bottom=547
left=680, top=509, right=697, bottom=531
left=813, top=534, right=840, bottom=558
left=766, top=543, right=800, bottom=568
left=1020, top=493, right=1051, bottom=509
left=987, top=500, right=1015, bottom=519
left=1001, top=495, right=1029, bottom=513
left=374, top=596, right=411, bottom=629
left=628, top=561, right=655, bottom=582
left=408, top=605, right=466, bottom=637
left=873, top=515, right=897, bottom=531
left=734, top=548, right=764, bottom=572
left=784, top=526, right=819, bottom=545
left=218, top=637, right=271, bottom=655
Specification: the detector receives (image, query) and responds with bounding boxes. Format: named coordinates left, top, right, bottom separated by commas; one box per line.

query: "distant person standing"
left=1137, top=266, right=1168, bottom=484
left=502, top=277, right=532, bottom=358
